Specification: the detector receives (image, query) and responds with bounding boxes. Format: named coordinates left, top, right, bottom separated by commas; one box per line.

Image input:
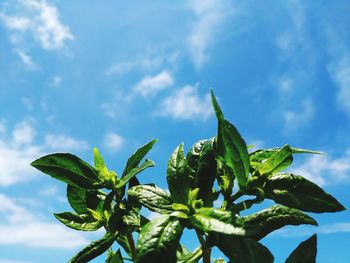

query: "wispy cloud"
left=0, top=194, right=93, bottom=249
left=282, top=99, right=314, bottom=132
left=157, top=85, right=213, bottom=120
left=187, top=0, right=232, bottom=69
left=0, top=121, right=89, bottom=186
left=103, top=132, right=124, bottom=152
left=1, top=0, right=74, bottom=50
left=292, top=153, right=350, bottom=186
left=133, top=70, right=174, bottom=97
left=15, top=49, right=39, bottom=70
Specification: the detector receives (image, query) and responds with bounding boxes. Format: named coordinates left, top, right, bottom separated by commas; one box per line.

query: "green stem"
left=126, top=233, right=136, bottom=259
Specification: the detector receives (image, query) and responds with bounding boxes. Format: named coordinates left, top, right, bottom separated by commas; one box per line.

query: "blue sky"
left=0, top=0, right=349, bottom=262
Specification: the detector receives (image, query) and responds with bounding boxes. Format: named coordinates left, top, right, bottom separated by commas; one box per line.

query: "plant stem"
left=126, top=233, right=136, bottom=259
left=195, top=230, right=211, bottom=263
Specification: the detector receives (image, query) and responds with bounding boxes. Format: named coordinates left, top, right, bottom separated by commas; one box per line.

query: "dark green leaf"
left=69, top=232, right=115, bottom=263
left=190, top=207, right=245, bottom=235
left=105, top=249, right=124, bottom=263
left=116, top=159, right=155, bottom=188
left=67, top=185, right=104, bottom=215
left=256, top=145, right=293, bottom=175
left=264, top=173, right=346, bottom=212
left=167, top=143, right=190, bottom=204
left=285, top=234, right=317, bottom=263
left=122, top=139, right=157, bottom=177
left=128, top=185, right=173, bottom=213
left=54, top=212, right=103, bottom=231
left=195, top=138, right=217, bottom=205
left=211, top=91, right=249, bottom=189
left=215, top=235, right=274, bottom=263
left=135, top=215, right=183, bottom=263
left=216, top=161, right=233, bottom=198
left=243, top=205, right=318, bottom=240
left=31, top=153, right=101, bottom=189
left=115, top=235, right=132, bottom=258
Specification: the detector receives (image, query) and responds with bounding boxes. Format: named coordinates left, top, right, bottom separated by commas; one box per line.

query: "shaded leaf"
left=31, top=153, right=101, bottom=189
left=67, top=185, right=103, bottom=215
left=135, top=215, right=183, bottom=263
left=105, top=249, right=124, bottom=263
left=167, top=143, right=190, bottom=204
left=211, top=91, right=249, bottom=189
left=190, top=207, right=245, bottom=235
left=128, top=185, right=173, bottom=213
left=54, top=212, right=103, bottom=231
left=285, top=234, right=317, bottom=263
left=176, top=246, right=202, bottom=263
left=69, top=232, right=115, bottom=263
left=243, top=205, right=318, bottom=240
left=264, top=173, right=346, bottom=213
left=215, top=235, right=274, bottom=263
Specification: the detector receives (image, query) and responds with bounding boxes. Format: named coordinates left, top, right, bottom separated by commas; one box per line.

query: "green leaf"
left=69, top=232, right=115, bottom=263
left=195, top=138, right=217, bottom=205
left=105, top=249, right=124, bottom=263
left=67, top=185, right=104, bottom=215
left=264, top=173, right=346, bottom=213
left=211, top=91, right=249, bottom=189
left=256, top=145, right=293, bottom=175
left=176, top=246, right=202, bottom=263
left=94, top=147, right=106, bottom=171
left=190, top=207, right=245, bottom=235
left=31, top=153, right=101, bottom=189
left=285, top=234, right=317, bottom=263
left=128, top=185, right=173, bottom=213
left=122, top=139, right=158, bottom=177
left=54, top=212, right=103, bottom=231
left=115, top=235, right=132, bottom=257
left=135, top=215, right=183, bottom=263
left=216, top=161, right=233, bottom=198
left=214, top=235, right=274, bottom=263
left=116, top=159, right=155, bottom=188
left=167, top=143, right=190, bottom=204
left=243, top=205, right=318, bottom=240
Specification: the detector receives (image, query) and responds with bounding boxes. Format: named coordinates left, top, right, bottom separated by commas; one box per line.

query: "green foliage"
left=31, top=90, right=345, bottom=262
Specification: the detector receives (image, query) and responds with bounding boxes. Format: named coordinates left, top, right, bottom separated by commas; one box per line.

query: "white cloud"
left=103, top=132, right=124, bottom=152
left=0, top=194, right=93, bottom=249
left=50, top=75, right=63, bottom=87
left=0, top=121, right=89, bottom=186
left=44, top=134, right=89, bottom=151
left=134, top=70, right=174, bottom=97
left=157, top=85, right=213, bottom=120
left=292, top=153, right=350, bottom=186
left=16, top=50, right=39, bottom=70
left=187, top=0, right=232, bottom=69
left=283, top=99, right=314, bottom=132
left=1, top=0, right=73, bottom=50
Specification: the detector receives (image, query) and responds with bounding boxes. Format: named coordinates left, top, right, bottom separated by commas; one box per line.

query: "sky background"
left=0, top=0, right=349, bottom=262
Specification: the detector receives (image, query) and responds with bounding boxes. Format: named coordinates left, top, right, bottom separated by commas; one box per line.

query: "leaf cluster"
left=31, top=91, right=345, bottom=263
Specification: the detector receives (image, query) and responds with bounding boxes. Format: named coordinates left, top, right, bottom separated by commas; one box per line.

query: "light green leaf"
left=128, top=185, right=173, bottom=214
left=285, top=234, right=317, bottom=263
left=177, top=246, right=202, bottom=263
left=94, top=147, right=106, bottom=171
left=190, top=207, right=245, bottom=235
left=54, top=212, right=103, bottom=231
left=256, top=145, right=293, bottom=175
left=243, top=205, right=318, bottom=240
left=122, top=139, right=157, bottom=177
left=116, top=159, right=155, bottom=188
left=31, top=153, right=101, bottom=189
left=69, top=232, right=115, bottom=263
left=264, top=173, right=346, bottom=213
left=211, top=91, right=249, bottom=189
left=135, top=215, right=183, bottom=263
left=167, top=143, right=190, bottom=204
